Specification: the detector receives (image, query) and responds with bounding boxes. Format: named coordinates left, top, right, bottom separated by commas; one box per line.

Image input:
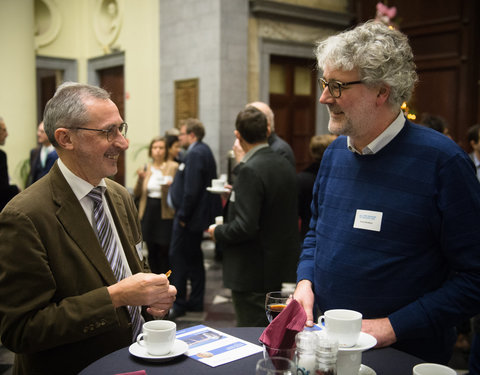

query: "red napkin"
left=114, top=371, right=146, bottom=375
left=259, top=299, right=307, bottom=354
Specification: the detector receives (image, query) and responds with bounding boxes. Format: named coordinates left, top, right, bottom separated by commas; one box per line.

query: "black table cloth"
left=79, top=327, right=424, bottom=375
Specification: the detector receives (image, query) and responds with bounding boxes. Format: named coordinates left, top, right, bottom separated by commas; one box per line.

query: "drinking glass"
left=265, top=291, right=291, bottom=323
left=256, top=357, right=297, bottom=375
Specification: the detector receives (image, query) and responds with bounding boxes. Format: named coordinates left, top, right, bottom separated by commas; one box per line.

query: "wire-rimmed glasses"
left=75, top=122, right=128, bottom=142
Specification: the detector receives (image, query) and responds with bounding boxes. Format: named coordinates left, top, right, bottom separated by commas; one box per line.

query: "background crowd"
left=1, top=20, right=480, bottom=375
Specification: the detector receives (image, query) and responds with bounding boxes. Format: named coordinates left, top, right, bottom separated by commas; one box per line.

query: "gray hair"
left=315, top=20, right=418, bottom=108
left=43, top=82, right=110, bottom=147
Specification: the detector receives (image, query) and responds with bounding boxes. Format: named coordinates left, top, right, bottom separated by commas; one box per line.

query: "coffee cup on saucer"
left=211, top=179, right=225, bottom=190
left=413, top=363, right=457, bottom=375
left=319, top=309, right=362, bottom=348
left=137, top=320, right=176, bottom=356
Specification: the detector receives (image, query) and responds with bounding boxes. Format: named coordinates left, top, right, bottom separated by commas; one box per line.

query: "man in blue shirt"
left=294, top=21, right=480, bottom=363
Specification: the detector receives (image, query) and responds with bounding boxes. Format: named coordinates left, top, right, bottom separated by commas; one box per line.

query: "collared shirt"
left=40, top=145, right=55, bottom=167
left=241, top=143, right=269, bottom=163
left=57, top=158, right=133, bottom=277
left=347, top=111, right=405, bottom=155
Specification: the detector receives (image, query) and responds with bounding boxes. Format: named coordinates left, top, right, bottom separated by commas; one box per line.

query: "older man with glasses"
left=293, top=20, right=480, bottom=364
left=0, top=82, right=176, bottom=375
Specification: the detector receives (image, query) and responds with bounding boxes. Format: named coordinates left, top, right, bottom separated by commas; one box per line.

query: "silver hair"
left=43, top=82, right=110, bottom=147
left=315, top=20, right=418, bottom=108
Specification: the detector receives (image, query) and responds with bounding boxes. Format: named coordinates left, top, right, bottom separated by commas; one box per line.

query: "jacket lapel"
left=49, top=165, right=118, bottom=285
left=105, top=182, right=143, bottom=275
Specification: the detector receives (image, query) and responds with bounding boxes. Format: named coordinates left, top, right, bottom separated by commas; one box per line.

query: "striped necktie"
left=88, top=187, right=143, bottom=341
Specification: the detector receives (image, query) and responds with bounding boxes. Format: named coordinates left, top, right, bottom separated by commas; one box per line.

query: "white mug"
left=215, top=216, right=224, bottom=225
left=211, top=179, right=225, bottom=189
left=337, top=350, right=362, bottom=375
left=413, top=363, right=457, bottom=375
left=319, top=309, right=362, bottom=348
left=137, top=320, right=176, bottom=356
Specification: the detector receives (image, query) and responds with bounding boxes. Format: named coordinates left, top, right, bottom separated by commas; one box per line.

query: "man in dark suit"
left=26, top=121, right=58, bottom=186
left=0, top=116, right=19, bottom=211
left=248, top=101, right=296, bottom=169
left=208, top=106, right=300, bottom=326
left=0, top=83, right=176, bottom=375
left=168, top=118, right=221, bottom=318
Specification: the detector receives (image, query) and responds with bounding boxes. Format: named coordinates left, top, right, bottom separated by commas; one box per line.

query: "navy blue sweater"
left=297, top=120, right=480, bottom=362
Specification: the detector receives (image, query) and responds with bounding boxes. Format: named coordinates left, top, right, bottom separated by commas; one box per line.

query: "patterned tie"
left=88, top=187, right=143, bottom=341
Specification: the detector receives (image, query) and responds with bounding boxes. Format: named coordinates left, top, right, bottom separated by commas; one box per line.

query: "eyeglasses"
left=75, top=122, right=128, bottom=142
left=318, top=78, right=364, bottom=98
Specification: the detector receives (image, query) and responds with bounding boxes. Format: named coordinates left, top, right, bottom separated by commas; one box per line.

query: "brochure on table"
left=176, top=324, right=263, bottom=367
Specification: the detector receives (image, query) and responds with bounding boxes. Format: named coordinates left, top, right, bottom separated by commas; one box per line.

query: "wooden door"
left=98, top=66, right=126, bottom=186
left=355, top=0, right=480, bottom=150
left=269, top=55, right=317, bottom=172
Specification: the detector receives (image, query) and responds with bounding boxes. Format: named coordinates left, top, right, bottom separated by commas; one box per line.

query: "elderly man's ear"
left=55, top=128, right=74, bottom=150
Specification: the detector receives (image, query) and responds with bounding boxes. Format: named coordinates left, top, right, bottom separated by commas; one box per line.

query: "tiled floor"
left=0, top=239, right=473, bottom=374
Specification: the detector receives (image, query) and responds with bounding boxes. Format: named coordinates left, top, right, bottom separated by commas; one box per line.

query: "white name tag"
left=178, top=163, right=185, bottom=171
left=353, top=209, right=383, bottom=232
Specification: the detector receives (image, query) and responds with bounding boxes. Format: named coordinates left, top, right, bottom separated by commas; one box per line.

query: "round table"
left=79, top=327, right=424, bottom=375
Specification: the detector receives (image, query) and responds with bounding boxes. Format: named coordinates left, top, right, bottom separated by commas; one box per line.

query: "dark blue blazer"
left=170, top=141, right=222, bottom=232
left=27, top=146, right=58, bottom=186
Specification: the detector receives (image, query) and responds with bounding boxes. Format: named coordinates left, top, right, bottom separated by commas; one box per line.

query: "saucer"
left=338, top=332, right=377, bottom=352
left=359, top=364, right=376, bottom=375
left=129, top=339, right=189, bottom=362
left=206, top=187, right=229, bottom=194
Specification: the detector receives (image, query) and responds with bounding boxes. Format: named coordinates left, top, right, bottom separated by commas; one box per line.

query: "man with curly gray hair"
left=294, top=21, right=480, bottom=364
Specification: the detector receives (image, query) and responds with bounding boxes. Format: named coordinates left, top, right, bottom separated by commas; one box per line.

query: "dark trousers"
left=169, top=218, right=205, bottom=313
left=231, top=290, right=268, bottom=327
left=146, top=242, right=169, bottom=275
left=470, top=315, right=480, bottom=375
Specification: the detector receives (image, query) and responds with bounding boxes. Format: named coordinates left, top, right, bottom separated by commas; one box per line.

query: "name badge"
left=178, top=163, right=185, bottom=171
left=353, top=209, right=383, bottom=232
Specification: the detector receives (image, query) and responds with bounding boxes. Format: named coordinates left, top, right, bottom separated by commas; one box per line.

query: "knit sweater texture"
left=297, top=120, right=480, bottom=362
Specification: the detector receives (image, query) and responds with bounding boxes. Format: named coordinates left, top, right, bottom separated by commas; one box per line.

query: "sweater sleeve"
left=296, top=171, right=320, bottom=284
left=389, top=152, right=480, bottom=340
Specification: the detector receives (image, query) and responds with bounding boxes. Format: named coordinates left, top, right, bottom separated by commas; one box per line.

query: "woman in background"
left=134, top=136, right=178, bottom=273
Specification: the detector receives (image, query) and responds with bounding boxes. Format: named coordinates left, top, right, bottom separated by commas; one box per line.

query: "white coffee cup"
left=211, top=179, right=225, bottom=189
left=219, top=173, right=228, bottom=183
left=337, top=350, right=362, bottom=375
left=319, top=309, right=362, bottom=348
left=137, top=320, right=176, bottom=356
left=215, top=216, right=224, bottom=225
left=413, top=363, right=457, bottom=375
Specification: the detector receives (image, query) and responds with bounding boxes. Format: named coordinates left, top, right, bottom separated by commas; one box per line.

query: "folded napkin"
left=114, top=371, right=146, bottom=375
left=259, top=299, right=307, bottom=354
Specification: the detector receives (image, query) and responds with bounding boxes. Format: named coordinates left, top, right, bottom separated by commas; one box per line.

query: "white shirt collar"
left=57, top=158, right=107, bottom=201
left=347, top=111, right=405, bottom=155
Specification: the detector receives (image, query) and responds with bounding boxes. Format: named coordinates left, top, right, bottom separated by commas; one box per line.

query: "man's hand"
left=361, top=317, right=397, bottom=348
left=232, top=139, right=245, bottom=163
left=293, top=280, right=315, bottom=327
left=207, top=224, right=217, bottom=240
left=107, top=273, right=177, bottom=318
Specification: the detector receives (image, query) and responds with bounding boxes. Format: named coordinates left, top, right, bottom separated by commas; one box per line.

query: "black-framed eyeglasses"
left=74, top=122, right=128, bottom=142
left=318, top=78, right=364, bottom=98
